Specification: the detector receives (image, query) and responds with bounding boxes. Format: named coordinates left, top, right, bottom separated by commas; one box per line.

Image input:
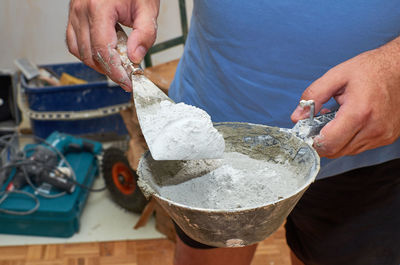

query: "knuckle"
left=147, top=26, right=157, bottom=38
left=71, top=1, right=83, bottom=15
left=324, top=67, right=337, bottom=78
left=141, top=27, right=157, bottom=45
left=371, top=125, right=386, bottom=138
left=87, top=0, right=99, bottom=15
left=352, top=106, right=372, bottom=125
left=359, top=104, right=373, bottom=116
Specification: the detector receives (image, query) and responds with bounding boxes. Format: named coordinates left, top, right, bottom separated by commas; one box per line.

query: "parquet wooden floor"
left=0, top=225, right=291, bottom=265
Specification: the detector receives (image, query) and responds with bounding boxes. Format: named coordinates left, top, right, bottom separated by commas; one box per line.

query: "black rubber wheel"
left=102, top=147, right=148, bottom=213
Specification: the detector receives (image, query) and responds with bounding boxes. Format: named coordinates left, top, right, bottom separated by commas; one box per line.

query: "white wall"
left=0, top=0, right=193, bottom=71
left=153, top=0, right=193, bottom=65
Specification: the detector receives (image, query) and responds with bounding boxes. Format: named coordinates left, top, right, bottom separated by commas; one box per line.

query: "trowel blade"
left=290, top=111, right=337, bottom=140
left=131, top=74, right=174, bottom=160
left=131, top=74, right=174, bottom=110
left=131, top=75, right=225, bottom=161
left=115, top=23, right=224, bottom=161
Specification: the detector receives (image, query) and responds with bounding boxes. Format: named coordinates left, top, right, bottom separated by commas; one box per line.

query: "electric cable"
left=0, top=159, right=106, bottom=193
left=67, top=178, right=107, bottom=192
left=21, top=146, right=68, bottom=198
left=0, top=190, right=40, bottom=215
left=0, top=133, right=105, bottom=216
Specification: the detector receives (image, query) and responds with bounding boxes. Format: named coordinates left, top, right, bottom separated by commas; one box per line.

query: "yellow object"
left=59, top=73, right=87, bottom=85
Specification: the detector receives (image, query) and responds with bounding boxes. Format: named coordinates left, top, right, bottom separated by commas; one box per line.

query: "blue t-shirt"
left=169, top=0, right=400, bottom=179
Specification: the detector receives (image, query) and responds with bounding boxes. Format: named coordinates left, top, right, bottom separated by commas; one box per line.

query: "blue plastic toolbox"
left=0, top=132, right=102, bottom=238
left=21, top=62, right=130, bottom=138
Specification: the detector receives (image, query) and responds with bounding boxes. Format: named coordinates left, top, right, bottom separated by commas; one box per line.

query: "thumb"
left=127, top=9, right=158, bottom=64
left=291, top=66, right=348, bottom=122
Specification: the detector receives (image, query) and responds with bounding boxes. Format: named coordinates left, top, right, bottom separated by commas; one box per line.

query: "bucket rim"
left=139, top=122, right=321, bottom=213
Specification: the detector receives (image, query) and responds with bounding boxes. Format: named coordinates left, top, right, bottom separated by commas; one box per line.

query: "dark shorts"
left=176, top=159, right=400, bottom=265
left=285, top=159, right=400, bottom=265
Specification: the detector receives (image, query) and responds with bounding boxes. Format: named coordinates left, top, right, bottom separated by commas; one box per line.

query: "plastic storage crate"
left=21, top=62, right=130, bottom=138
left=0, top=132, right=102, bottom=238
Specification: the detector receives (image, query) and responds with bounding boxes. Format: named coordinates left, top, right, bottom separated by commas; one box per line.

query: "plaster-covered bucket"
left=137, top=122, right=320, bottom=247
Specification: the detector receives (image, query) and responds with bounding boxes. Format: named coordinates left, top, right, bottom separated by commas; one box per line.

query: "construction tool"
left=115, top=24, right=224, bottom=161
left=0, top=132, right=102, bottom=237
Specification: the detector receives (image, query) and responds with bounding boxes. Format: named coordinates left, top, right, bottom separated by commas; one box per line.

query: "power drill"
left=7, top=145, right=75, bottom=193
left=3, top=132, right=102, bottom=194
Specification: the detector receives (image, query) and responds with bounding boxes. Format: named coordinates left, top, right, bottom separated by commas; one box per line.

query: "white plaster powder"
left=158, top=152, right=300, bottom=209
left=139, top=100, right=225, bottom=160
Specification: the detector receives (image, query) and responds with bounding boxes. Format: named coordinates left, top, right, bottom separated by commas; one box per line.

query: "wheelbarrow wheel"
left=102, top=147, right=148, bottom=213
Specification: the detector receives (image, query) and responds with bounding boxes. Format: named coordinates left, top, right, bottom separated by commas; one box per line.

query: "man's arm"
left=66, top=0, right=160, bottom=91
left=291, top=37, right=400, bottom=158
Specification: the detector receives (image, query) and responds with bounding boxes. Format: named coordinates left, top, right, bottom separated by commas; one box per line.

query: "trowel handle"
left=306, top=111, right=337, bottom=137
left=291, top=100, right=337, bottom=140
left=291, top=111, right=337, bottom=139
left=115, top=23, right=144, bottom=77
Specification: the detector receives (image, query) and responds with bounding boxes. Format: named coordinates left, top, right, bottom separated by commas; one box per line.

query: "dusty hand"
left=66, top=0, right=160, bottom=91
left=291, top=38, right=400, bottom=158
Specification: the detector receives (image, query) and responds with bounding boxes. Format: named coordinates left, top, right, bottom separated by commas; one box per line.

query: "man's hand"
left=291, top=37, right=400, bottom=158
left=66, top=0, right=160, bottom=91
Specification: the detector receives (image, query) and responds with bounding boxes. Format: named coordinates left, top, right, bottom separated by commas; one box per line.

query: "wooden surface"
left=0, top=225, right=291, bottom=265
left=251, top=225, right=291, bottom=265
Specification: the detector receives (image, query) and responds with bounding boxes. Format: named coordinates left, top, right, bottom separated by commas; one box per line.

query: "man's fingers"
left=313, top=105, right=363, bottom=158
left=71, top=17, right=105, bottom=74
left=336, top=133, right=373, bottom=157
left=67, top=1, right=105, bottom=75
left=66, top=24, right=79, bottom=58
left=291, top=66, right=348, bottom=122
left=127, top=6, right=158, bottom=63
left=333, top=114, right=398, bottom=157
left=88, top=6, right=132, bottom=91
left=66, top=0, right=160, bottom=92
left=324, top=129, right=378, bottom=158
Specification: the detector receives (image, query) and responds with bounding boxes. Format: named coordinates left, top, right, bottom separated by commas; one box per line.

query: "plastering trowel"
left=115, top=24, right=225, bottom=160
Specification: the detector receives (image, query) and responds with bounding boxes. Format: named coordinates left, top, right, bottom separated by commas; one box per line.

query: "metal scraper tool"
left=115, top=24, right=225, bottom=161
left=115, top=24, right=173, bottom=105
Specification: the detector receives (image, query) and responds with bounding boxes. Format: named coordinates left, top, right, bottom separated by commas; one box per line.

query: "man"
left=66, top=0, right=400, bottom=264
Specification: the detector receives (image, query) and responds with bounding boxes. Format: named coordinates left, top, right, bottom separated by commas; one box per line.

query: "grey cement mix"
left=157, top=152, right=301, bottom=210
